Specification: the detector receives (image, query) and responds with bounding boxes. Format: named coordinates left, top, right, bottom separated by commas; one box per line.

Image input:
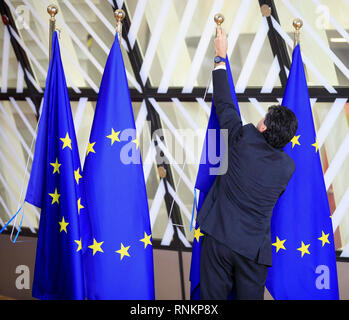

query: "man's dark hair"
left=262, top=105, right=298, bottom=149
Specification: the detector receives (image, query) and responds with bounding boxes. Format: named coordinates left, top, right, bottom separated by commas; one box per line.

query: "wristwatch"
left=214, top=56, right=226, bottom=64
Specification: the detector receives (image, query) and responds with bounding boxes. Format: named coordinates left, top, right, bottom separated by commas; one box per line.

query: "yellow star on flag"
left=272, top=236, right=286, bottom=253
left=60, top=132, right=72, bottom=150
left=74, top=168, right=82, bottom=185
left=88, top=238, right=104, bottom=256
left=77, top=198, right=84, bottom=214
left=312, top=139, right=319, bottom=153
left=106, top=128, right=121, bottom=145
left=75, top=239, right=82, bottom=252
left=132, top=137, right=139, bottom=149
left=318, top=231, right=330, bottom=247
left=50, top=158, right=61, bottom=174
left=140, top=232, right=152, bottom=248
left=290, top=135, right=301, bottom=148
left=194, top=227, right=204, bottom=242
left=86, top=141, right=96, bottom=156
left=59, top=216, right=69, bottom=233
left=49, top=188, right=60, bottom=205
left=297, top=241, right=310, bottom=257
left=115, top=243, right=130, bottom=260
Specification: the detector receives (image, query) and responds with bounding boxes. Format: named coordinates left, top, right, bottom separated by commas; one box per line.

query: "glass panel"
left=0, top=99, right=39, bottom=230
left=312, top=100, right=349, bottom=250
left=128, top=0, right=279, bottom=88
left=0, top=23, right=27, bottom=90
left=7, top=0, right=136, bottom=89
left=275, top=0, right=349, bottom=86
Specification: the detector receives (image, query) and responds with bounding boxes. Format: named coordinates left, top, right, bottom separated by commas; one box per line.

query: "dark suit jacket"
left=197, top=69, right=295, bottom=266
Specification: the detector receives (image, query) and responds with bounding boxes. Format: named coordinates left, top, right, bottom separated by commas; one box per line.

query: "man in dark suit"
left=198, top=28, right=298, bottom=300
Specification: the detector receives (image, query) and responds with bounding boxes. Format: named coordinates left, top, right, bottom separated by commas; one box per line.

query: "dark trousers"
left=200, top=234, right=268, bottom=300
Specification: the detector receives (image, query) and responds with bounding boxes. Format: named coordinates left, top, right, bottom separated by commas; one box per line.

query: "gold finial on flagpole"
left=260, top=4, right=272, bottom=17
left=114, top=9, right=125, bottom=43
left=47, top=4, right=58, bottom=60
left=214, top=13, right=224, bottom=37
left=293, top=18, right=303, bottom=48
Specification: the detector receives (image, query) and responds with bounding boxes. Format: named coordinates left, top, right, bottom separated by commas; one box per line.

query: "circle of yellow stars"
left=271, top=230, right=331, bottom=258
left=290, top=134, right=319, bottom=153
left=86, top=127, right=140, bottom=159
left=274, top=133, right=327, bottom=258
left=51, top=131, right=151, bottom=260
left=48, top=132, right=87, bottom=242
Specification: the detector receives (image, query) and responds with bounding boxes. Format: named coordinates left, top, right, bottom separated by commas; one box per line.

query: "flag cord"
left=203, top=74, right=212, bottom=102
left=167, top=160, right=187, bottom=229
left=10, top=111, right=41, bottom=243
left=167, top=74, right=211, bottom=231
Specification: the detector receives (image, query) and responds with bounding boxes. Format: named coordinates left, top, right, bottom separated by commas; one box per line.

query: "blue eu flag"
left=82, top=36, right=155, bottom=299
left=25, top=32, right=86, bottom=299
left=190, top=58, right=240, bottom=300
left=266, top=44, right=339, bottom=300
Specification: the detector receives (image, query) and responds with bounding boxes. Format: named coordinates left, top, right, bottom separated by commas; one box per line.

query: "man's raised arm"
left=213, top=28, right=242, bottom=138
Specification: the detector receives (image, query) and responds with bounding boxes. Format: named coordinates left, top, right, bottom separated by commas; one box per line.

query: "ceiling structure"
left=0, top=0, right=348, bottom=263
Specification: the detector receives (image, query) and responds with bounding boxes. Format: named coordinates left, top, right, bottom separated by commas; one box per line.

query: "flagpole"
left=293, top=18, right=303, bottom=48
left=47, top=4, right=58, bottom=60
left=114, top=9, right=125, bottom=44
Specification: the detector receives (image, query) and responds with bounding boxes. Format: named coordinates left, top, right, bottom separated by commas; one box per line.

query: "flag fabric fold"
left=190, top=57, right=240, bottom=300
left=25, top=31, right=87, bottom=300
left=266, top=44, right=339, bottom=300
left=82, top=36, right=155, bottom=299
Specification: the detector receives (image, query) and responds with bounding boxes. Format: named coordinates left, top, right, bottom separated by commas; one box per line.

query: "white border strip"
left=8, top=26, right=46, bottom=78
left=161, top=217, right=174, bottom=246
left=324, top=132, right=349, bottom=190
left=21, top=0, right=98, bottom=92
left=271, top=16, right=337, bottom=93
left=156, top=137, right=194, bottom=194
left=312, top=0, right=349, bottom=44
left=149, top=179, right=166, bottom=229
left=73, top=97, right=88, bottom=133
left=1, top=26, right=10, bottom=93
left=9, top=97, right=36, bottom=138
left=0, top=102, right=33, bottom=159
left=62, top=0, right=110, bottom=55
left=196, top=98, right=211, bottom=117
left=135, top=100, right=148, bottom=135
left=248, top=98, right=267, bottom=117
left=140, top=0, right=172, bottom=85
left=128, top=0, right=148, bottom=49
left=0, top=126, right=29, bottom=177
left=235, top=18, right=269, bottom=93
left=16, top=63, right=24, bottom=93
left=282, top=0, right=349, bottom=80
left=166, top=181, right=192, bottom=223
left=0, top=172, right=35, bottom=232
left=158, top=0, right=198, bottom=93
left=176, top=227, right=191, bottom=247
left=331, top=186, right=349, bottom=233
left=143, top=140, right=156, bottom=183
left=0, top=150, right=23, bottom=189
left=317, top=98, right=347, bottom=148
left=261, top=56, right=280, bottom=93
left=227, top=0, right=254, bottom=60
left=149, top=98, right=196, bottom=164
left=182, top=0, right=225, bottom=93
left=172, top=98, right=199, bottom=131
